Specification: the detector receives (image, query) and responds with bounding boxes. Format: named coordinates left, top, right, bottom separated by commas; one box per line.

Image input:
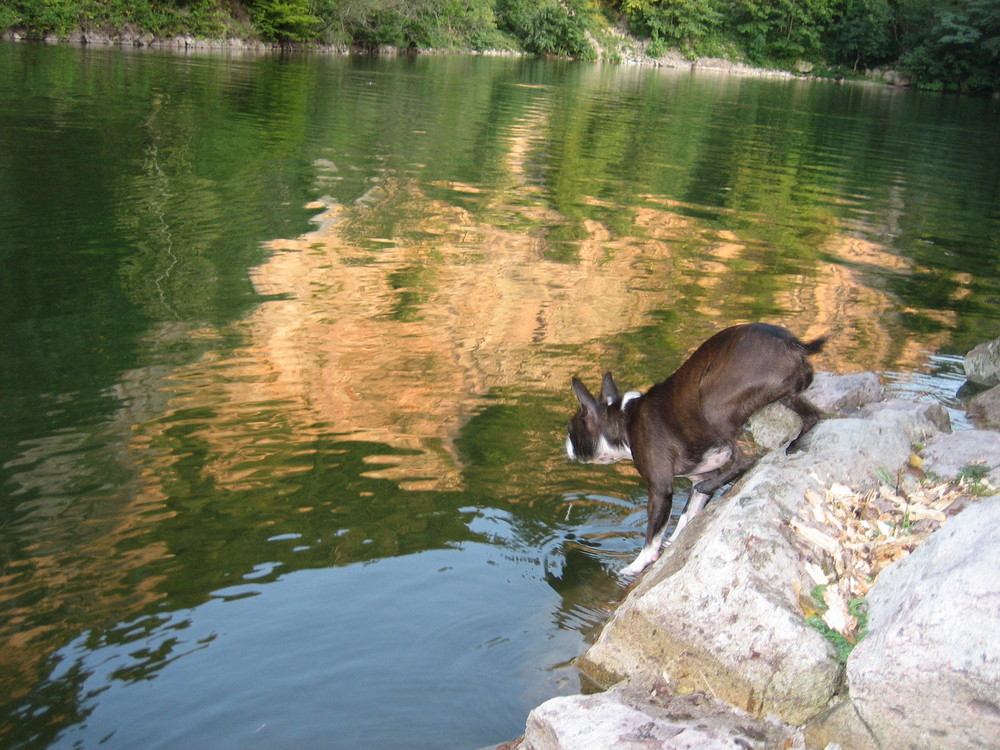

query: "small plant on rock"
left=806, top=584, right=868, bottom=663
left=957, top=461, right=994, bottom=495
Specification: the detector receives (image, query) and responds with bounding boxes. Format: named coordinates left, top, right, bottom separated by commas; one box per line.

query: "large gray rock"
left=968, top=384, right=1000, bottom=430
left=748, top=400, right=806, bottom=450
left=775, top=399, right=945, bottom=485
left=578, top=402, right=946, bottom=726
left=804, top=371, right=885, bottom=413
left=965, top=337, right=1000, bottom=386
left=921, top=430, right=1000, bottom=486
left=859, top=398, right=952, bottom=434
left=748, top=371, right=891, bottom=450
left=847, top=497, right=1000, bottom=749
left=577, top=469, right=840, bottom=724
left=520, top=679, right=803, bottom=750
left=803, top=697, right=879, bottom=750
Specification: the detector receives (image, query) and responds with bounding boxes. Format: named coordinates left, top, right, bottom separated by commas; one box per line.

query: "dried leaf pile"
left=789, top=460, right=992, bottom=646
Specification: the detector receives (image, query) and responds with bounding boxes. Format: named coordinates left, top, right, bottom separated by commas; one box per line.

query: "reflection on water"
left=1, top=44, right=998, bottom=749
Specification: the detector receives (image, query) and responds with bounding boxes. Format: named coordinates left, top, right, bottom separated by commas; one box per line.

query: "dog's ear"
left=572, top=378, right=600, bottom=414
left=600, top=372, right=620, bottom=405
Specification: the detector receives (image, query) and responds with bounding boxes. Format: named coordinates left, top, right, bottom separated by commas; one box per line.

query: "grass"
left=806, top=584, right=869, bottom=663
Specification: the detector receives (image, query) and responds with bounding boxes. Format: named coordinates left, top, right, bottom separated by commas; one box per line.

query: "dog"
left=566, top=323, right=825, bottom=575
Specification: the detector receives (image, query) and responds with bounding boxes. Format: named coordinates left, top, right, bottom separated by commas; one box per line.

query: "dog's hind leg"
left=665, top=487, right=710, bottom=544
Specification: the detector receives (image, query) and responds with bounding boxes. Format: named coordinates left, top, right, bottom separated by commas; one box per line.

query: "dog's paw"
left=621, top=547, right=659, bottom=577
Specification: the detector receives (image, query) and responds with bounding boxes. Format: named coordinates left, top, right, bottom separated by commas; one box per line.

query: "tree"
left=620, top=0, right=723, bottom=56
left=247, top=0, right=317, bottom=42
left=828, top=0, right=896, bottom=70
left=733, top=0, right=836, bottom=62
left=898, top=0, right=1000, bottom=92
left=309, top=0, right=504, bottom=49
left=495, top=0, right=596, bottom=58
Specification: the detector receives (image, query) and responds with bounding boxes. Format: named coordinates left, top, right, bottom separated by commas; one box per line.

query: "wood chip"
left=791, top=472, right=982, bottom=640
left=821, top=582, right=857, bottom=636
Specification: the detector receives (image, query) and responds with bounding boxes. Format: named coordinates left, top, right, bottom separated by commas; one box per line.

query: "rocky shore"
left=2, top=30, right=908, bottom=88
left=500, top=339, right=1000, bottom=750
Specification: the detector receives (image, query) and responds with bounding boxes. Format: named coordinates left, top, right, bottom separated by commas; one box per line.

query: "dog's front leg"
left=622, top=478, right=673, bottom=577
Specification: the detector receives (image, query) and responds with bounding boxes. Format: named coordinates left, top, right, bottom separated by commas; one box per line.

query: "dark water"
left=1, top=43, right=998, bottom=749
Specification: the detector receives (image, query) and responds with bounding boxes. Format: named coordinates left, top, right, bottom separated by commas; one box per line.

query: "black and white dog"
left=566, top=323, right=825, bottom=576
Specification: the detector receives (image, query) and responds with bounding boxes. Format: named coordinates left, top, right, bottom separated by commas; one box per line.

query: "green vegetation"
left=496, top=0, right=596, bottom=58
left=806, top=584, right=869, bottom=663
left=619, top=0, right=1000, bottom=92
left=1, top=0, right=998, bottom=92
left=958, top=461, right=995, bottom=494
left=0, top=0, right=245, bottom=39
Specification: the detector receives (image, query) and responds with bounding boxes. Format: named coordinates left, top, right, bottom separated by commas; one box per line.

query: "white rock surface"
left=921, top=429, right=1000, bottom=486
left=579, top=402, right=946, bottom=725
left=965, top=337, right=1000, bottom=386
left=520, top=680, right=803, bottom=750
left=847, top=497, right=1000, bottom=749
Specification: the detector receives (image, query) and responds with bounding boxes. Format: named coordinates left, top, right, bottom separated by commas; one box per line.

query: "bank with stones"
left=502, top=359, right=1000, bottom=750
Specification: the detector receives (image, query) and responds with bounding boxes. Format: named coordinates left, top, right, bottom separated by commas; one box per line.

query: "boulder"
left=577, top=402, right=946, bottom=726
left=747, top=400, right=805, bottom=449
left=921, top=430, right=1000, bottom=486
left=804, top=371, right=885, bottom=413
left=748, top=372, right=889, bottom=450
left=859, top=398, right=952, bottom=434
left=965, top=337, right=1000, bottom=386
left=803, top=697, right=879, bottom=750
left=968, top=384, right=1000, bottom=430
left=846, top=497, right=1000, bottom=749
left=576, top=471, right=840, bottom=725
left=519, top=678, right=803, bottom=750
left=777, top=399, right=944, bottom=486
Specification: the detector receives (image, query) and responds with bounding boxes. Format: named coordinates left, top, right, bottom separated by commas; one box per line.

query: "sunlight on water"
left=883, top=353, right=973, bottom=429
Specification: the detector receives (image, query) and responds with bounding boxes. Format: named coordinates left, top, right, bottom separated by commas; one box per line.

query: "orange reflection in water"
left=241, top=175, right=959, bottom=493
left=250, top=181, right=702, bottom=490
left=781, top=234, right=955, bottom=370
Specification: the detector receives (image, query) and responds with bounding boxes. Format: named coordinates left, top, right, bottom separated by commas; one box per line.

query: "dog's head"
left=565, top=373, right=634, bottom=464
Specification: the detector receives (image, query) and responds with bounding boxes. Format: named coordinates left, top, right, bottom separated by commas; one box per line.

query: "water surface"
left=1, top=43, right=998, bottom=749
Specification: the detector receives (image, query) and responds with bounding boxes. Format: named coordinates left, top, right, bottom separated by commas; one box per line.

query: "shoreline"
left=1, top=31, right=908, bottom=89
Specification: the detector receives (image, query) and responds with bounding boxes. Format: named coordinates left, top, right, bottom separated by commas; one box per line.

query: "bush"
left=310, top=0, right=503, bottom=50
left=625, top=0, right=722, bottom=56
left=8, top=0, right=79, bottom=36
left=3, top=0, right=240, bottom=39
left=495, top=0, right=596, bottom=58
left=898, top=0, right=1000, bottom=93
left=246, top=0, right=317, bottom=41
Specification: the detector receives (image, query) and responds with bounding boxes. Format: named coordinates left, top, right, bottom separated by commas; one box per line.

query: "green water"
left=1, top=43, right=998, bottom=749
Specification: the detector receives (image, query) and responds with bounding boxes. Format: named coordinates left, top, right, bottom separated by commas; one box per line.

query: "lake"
left=1, top=42, right=998, bottom=749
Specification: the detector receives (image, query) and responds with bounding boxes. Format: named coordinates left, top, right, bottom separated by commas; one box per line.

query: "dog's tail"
left=796, top=335, right=827, bottom=356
